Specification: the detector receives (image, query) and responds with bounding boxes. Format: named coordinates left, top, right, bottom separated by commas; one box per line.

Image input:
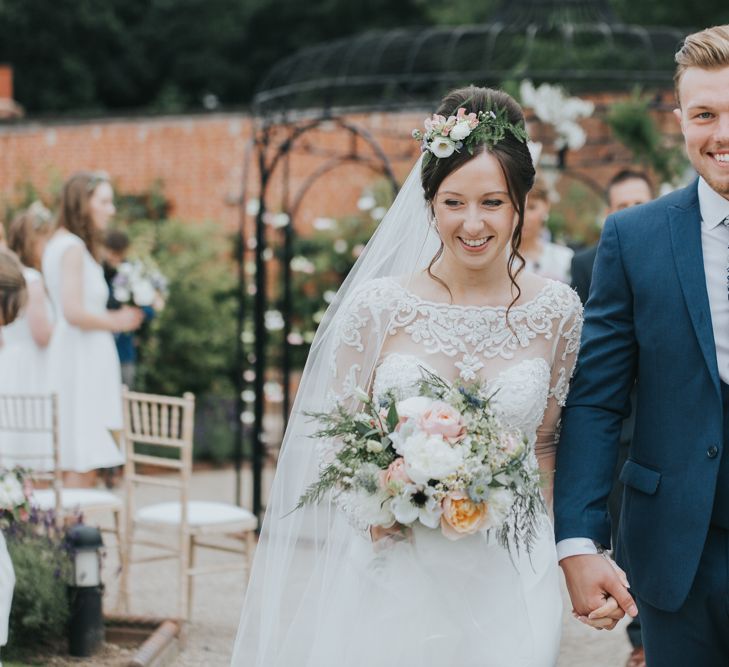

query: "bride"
left=232, top=86, right=586, bottom=666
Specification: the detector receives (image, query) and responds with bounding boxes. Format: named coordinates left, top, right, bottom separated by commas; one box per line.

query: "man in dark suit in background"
left=569, top=168, right=654, bottom=667
left=571, top=170, right=654, bottom=304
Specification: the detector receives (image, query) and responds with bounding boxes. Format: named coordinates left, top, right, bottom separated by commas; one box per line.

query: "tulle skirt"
left=268, top=516, right=561, bottom=667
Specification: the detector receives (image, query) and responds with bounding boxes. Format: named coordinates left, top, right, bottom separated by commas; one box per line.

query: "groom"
left=555, top=24, right=729, bottom=665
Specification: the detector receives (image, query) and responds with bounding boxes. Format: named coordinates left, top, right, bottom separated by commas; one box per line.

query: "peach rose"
left=418, top=401, right=465, bottom=442
left=440, top=492, right=489, bottom=540
left=384, top=458, right=412, bottom=487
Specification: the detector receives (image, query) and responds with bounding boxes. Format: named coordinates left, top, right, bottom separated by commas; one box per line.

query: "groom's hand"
left=560, top=554, right=638, bottom=622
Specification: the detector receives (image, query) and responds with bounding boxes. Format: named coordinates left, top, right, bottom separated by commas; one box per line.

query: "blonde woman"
left=43, top=173, right=143, bottom=488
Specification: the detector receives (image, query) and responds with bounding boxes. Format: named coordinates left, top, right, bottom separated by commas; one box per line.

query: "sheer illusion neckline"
left=383, top=276, right=556, bottom=313
left=377, top=351, right=550, bottom=387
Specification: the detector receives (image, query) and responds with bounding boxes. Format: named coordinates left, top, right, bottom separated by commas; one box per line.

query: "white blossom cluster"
left=520, top=80, right=594, bottom=151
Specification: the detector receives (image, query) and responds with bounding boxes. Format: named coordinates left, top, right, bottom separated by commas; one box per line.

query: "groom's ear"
left=672, top=107, right=683, bottom=130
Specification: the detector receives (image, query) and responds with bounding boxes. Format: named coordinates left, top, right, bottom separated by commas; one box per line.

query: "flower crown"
left=412, top=107, right=529, bottom=162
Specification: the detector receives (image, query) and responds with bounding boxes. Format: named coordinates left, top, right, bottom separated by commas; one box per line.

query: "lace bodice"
left=373, top=354, right=551, bottom=446
left=329, top=276, right=583, bottom=463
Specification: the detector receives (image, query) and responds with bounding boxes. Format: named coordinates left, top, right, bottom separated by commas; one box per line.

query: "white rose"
left=132, top=281, right=156, bottom=307
left=429, top=136, right=456, bottom=159
left=449, top=121, right=472, bottom=142
left=400, top=432, right=464, bottom=485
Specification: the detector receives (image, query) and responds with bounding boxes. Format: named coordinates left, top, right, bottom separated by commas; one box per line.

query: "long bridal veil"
left=230, top=156, right=441, bottom=665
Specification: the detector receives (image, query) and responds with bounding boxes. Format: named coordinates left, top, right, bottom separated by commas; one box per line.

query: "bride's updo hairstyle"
left=420, top=85, right=535, bottom=308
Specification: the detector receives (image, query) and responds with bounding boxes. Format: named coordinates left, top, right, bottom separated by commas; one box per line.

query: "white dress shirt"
left=556, top=177, right=729, bottom=561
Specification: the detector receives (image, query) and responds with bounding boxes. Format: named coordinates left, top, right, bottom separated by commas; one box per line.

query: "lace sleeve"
left=535, top=286, right=583, bottom=501
left=326, top=278, right=397, bottom=408
left=318, top=279, right=398, bottom=535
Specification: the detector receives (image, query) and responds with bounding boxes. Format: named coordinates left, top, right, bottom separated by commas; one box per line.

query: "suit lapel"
left=668, top=186, right=721, bottom=396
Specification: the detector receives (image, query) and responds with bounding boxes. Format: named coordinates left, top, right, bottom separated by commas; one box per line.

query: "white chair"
left=0, top=393, right=124, bottom=579
left=122, top=388, right=257, bottom=620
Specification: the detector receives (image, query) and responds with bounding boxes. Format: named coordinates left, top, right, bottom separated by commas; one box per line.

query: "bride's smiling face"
left=432, top=151, right=516, bottom=271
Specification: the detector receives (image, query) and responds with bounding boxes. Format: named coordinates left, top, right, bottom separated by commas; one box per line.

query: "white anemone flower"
left=391, top=484, right=443, bottom=527
left=390, top=486, right=420, bottom=525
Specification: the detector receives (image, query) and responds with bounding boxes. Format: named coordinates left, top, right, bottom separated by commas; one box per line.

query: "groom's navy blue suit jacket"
left=555, top=180, right=724, bottom=612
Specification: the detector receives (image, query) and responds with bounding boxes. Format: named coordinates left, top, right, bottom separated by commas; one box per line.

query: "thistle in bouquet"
left=0, top=467, right=32, bottom=526
left=112, top=257, right=169, bottom=311
left=298, top=369, right=547, bottom=554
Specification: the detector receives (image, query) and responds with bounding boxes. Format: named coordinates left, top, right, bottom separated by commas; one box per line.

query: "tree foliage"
left=0, top=0, right=430, bottom=113
left=5, top=0, right=726, bottom=114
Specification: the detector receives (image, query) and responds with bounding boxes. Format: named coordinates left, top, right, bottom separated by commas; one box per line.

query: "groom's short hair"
left=674, top=24, right=729, bottom=104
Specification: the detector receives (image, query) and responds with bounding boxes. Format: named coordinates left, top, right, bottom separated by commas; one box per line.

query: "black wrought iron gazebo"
left=236, top=0, right=686, bottom=519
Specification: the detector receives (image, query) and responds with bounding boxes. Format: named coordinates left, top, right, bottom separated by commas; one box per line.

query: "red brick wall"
left=0, top=114, right=255, bottom=228
left=0, top=91, right=683, bottom=236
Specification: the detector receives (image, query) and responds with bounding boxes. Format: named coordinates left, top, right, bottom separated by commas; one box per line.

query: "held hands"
left=110, top=306, right=145, bottom=333
left=561, top=553, right=638, bottom=632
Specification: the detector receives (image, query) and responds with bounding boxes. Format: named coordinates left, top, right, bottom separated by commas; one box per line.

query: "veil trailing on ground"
left=230, top=156, right=440, bottom=665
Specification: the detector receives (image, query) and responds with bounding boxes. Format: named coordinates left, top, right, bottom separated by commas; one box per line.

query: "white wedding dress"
left=262, top=276, right=583, bottom=667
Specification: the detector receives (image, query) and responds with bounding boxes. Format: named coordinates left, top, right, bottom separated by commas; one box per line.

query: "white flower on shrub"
left=357, top=194, right=376, bottom=211
left=370, top=206, right=387, bottom=221
left=313, top=217, right=336, bottom=231
left=0, top=473, right=24, bottom=510
left=290, top=256, right=315, bottom=274
left=264, top=310, right=285, bottom=331
left=519, top=80, right=594, bottom=151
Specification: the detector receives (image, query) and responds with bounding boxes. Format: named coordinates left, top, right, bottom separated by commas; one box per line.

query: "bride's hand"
left=573, top=556, right=631, bottom=631
left=572, top=596, right=621, bottom=630
left=370, top=523, right=411, bottom=550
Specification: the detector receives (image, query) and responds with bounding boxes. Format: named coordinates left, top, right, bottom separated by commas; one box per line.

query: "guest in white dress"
left=0, top=248, right=27, bottom=654
left=0, top=203, right=56, bottom=470
left=521, top=180, right=573, bottom=283
left=42, top=172, right=143, bottom=488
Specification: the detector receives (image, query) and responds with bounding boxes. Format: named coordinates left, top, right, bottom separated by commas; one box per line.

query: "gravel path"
left=96, top=467, right=632, bottom=667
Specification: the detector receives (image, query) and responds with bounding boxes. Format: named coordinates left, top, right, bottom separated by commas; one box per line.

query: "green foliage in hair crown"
left=412, top=107, right=529, bottom=166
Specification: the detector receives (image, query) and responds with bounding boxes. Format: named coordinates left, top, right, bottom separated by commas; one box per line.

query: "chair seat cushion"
left=31, top=488, right=122, bottom=510
left=135, top=500, right=257, bottom=529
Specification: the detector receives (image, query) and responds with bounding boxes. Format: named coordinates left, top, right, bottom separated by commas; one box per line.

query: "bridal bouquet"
left=0, top=467, right=32, bottom=525
left=299, top=371, right=545, bottom=553
left=112, top=258, right=169, bottom=309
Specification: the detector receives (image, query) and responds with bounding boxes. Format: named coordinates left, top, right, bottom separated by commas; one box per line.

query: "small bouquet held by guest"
left=112, top=258, right=168, bottom=310
left=298, top=370, right=545, bottom=553
left=0, top=468, right=32, bottom=526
